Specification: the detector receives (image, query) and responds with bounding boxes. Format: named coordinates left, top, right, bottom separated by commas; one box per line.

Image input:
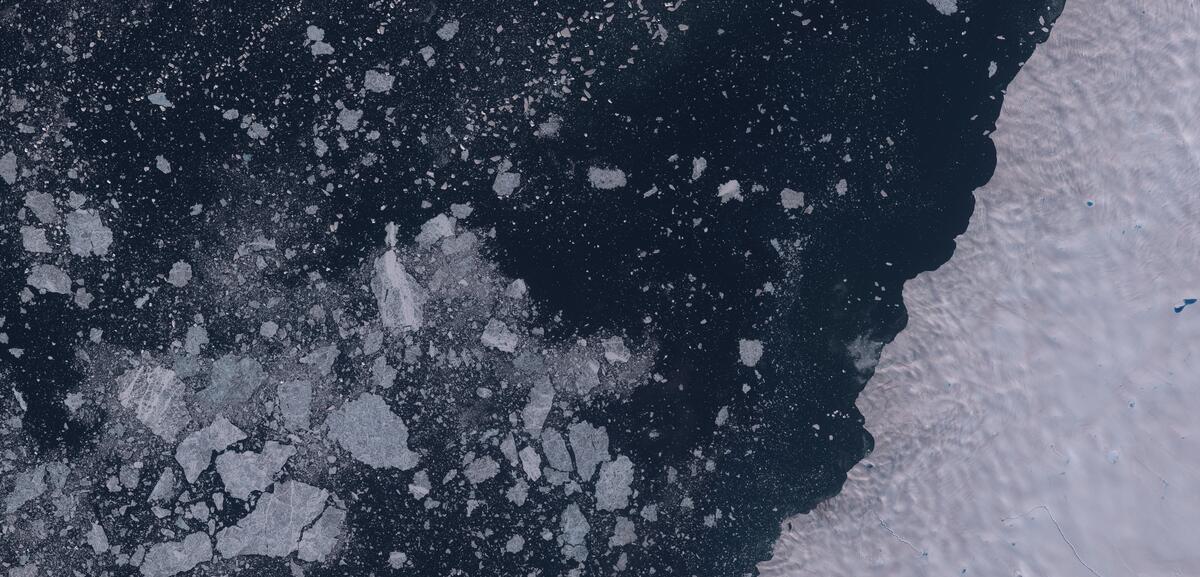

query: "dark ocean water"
left=0, top=1, right=1063, bottom=575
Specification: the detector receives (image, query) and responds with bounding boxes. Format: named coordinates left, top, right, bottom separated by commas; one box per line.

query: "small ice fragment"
left=521, top=377, right=555, bottom=435
left=587, top=166, right=628, bottom=190
left=27, top=264, right=72, bottom=294
left=155, top=155, right=172, bottom=174
left=609, top=516, right=637, bottom=548
left=835, top=178, right=848, bottom=195
left=988, top=60, right=998, bottom=78
left=717, top=179, right=743, bottom=203
left=602, top=336, right=631, bottom=363
left=4, top=464, right=46, bottom=513
left=492, top=171, right=521, bottom=197
left=372, top=247, right=425, bottom=330
left=297, top=504, right=346, bottom=562
left=364, top=70, right=395, bottom=93
left=247, top=122, right=269, bottom=139
left=117, top=365, right=191, bottom=441
left=738, top=339, right=764, bottom=367
left=927, top=0, right=958, bottom=15
left=480, top=319, right=518, bottom=352
left=780, top=188, right=805, bottom=210
left=505, top=535, right=525, bottom=553
left=87, top=522, right=110, bottom=553
left=415, top=213, right=455, bottom=246
left=166, top=261, right=192, bottom=287
left=559, top=503, right=591, bottom=562
left=715, top=405, right=730, bottom=427
left=23, top=191, right=59, bottom=223
left=519, top=446, right=542, bottom=481
left=541, top=429, right=574, bottom=473
left=307, top=25, right=334, bottom=55
left=568, top=421, right=610, bottom=481
left=276, top=380, right=313, bottom=431
left=505, top=278, right=527, bottom=299
left=436, top=20, right=460, bottom=41
left=215, top=481, right=328, bottom=558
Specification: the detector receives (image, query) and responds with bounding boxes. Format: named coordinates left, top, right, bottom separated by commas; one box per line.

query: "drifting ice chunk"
left=297, top=504, right=346, bottom=562
left=117, top=365, right=191, bottom=442
left=927, top=0, right=958, bottom=15
left=691, top=157, right=707, bottom=181
left=202, top=354, right=266, bottom=409
left=595, top=456, right=635, bottom=511
left=0, top=150, right=16, bottom=184
left=155, top=155, right=172, bottom=174
left=415, top=214, right=455, bottom=246
left=215, top=441, right=296, bottom=500
left=175, top=416, right=247, bottom=483
left=146, top=92, right=175, bottom=108
left=277, top=380, right=313, bottom=431
left=87, top=522, right=110, bottom=553
left=325, top=393, right=419, bottom=470
left=492, top=171, right=521, bottom=197
left=215, top=481, right=329, bottom=558
left=4, top=464, right=46, bottom=514
left=540, top=429, right=574, bottom=473
left=436, top=20, right=460, bottom=41
left=717, top=179, right=743, bottom=203
left=372, top=249, right=425, bottom=330
left=464, top=455, right=500, bottom=484
left=568, top=421, right=610, bottom=482
left=23, top=191, right=58, bottom=223
left=738, top=339, right=764, bottom=367
left=505, top=535, right=525, bottom=554
left=140, top=532, right=212, bottom=577
left=65, top=209, right=114, bottom=256
left=559, top=503, right=590, bottom=562
left=518, top=446, right=542, bottom=481
left=601, top=336, right=631, bottom=363
left=480, top=319, right=518, bottom=352
left=27, top=264, right=71, bottom=294
left=148, top=468, right=177, bottom=502
left=20, top=226, right=51, bottom=253
left=299, top=344, right=340, bottom=376
left=522, top=376, right=555, bottom=435
left=363, top=70, right=395, bottom=93
left=609, top=516, right=637, bottom=548
left=337, top=108, right=363, bottom=131
left=166, top=261, right=192, bottom=287
left=780, top=188, right=805, bottom=210
left=587, top=166, right=627, bottom=190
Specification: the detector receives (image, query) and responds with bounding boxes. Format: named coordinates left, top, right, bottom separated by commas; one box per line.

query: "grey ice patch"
left=147, top=92, right=174, bottom=108
left=4, top=464, right=46, bottom=514
left=492, top=171, right=521, bottom=197
left=480, top=319, right=518, bottom=352
left=505, top=278, right=528, bottom=299
left=372, top=249, right=425, bottom=330
left=27, top=264, right=72, bottom=294
left=23, top=191, right=59, bottom=223
left=363, top=70, right=395, bottom=93
left=372, top=356, right=397, bottom=389
left=0, top=150, right=16, bottom=184
left=535, top=115, right=562, bottom=139
left=297, top=504, right=346, bottom=562
left=175, top=416, right=247, bottom=483
left=19, top=226, right=50, bottom=253
left=595, top=456, right=635, bottom=511
left=247, top=122, right=270, bottom=139
left=436, top=20, right=460, bottom=41
left=215, top=441, right=296, bottom=499
left=587, top=166, right=628, bottom=190
left=148, top=468, right=177, bottom=502
left=184, top=324, right=209, bottom=355
left=715, top=405, right=730, bottom=427
left=846, top=335, right=884, bottom=375
left=155, top=155, right=172, bottom=174
left=325, top=393, right=419, bottom=470
left=717, top=179, right=743, bottom=203
left=738, top=339, right=764, bottom=367
left=202, top=354, right=266, bottom=409
left=540, top=429, right=574, bottom=473
left=463, top=455, right=500, bottom=484
left=567, top=421, right=609, bottom=481
left=927, top=0, right=958, bottom=15
left=166, top=261, right=192, bottom=287
left=140, top=532, right=212, bottom=577
left=65, top=209, right=114, bottom=256
left=337, top=108, right=363, bottom=131
left=117, top=365, right=191, bottom=441
left=215, top=480, right=330, bottom=558
left=521, top=376, right=555, bottom=435
left=559, top=503, right=590, bottom=562
left=835, top=178, right=849, bottom=196
left=780, top=188, right=805, bottom=210
left=7, top=565, right=38, bottom=577
left=277, top=380, right=313, bottom=431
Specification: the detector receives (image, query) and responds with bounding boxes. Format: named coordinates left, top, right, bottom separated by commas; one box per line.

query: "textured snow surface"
left=764, top=2, right=1200, bottom=575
